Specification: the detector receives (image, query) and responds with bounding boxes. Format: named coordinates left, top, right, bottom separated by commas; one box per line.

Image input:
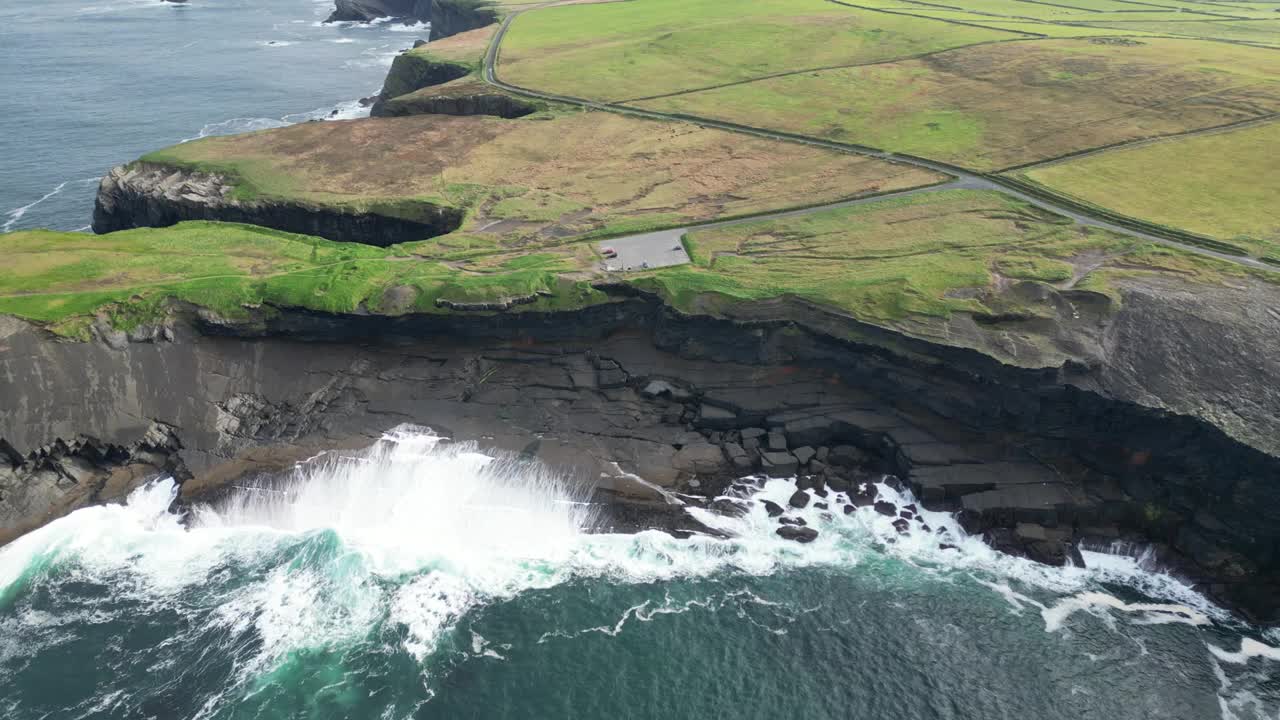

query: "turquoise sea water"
left=1, top=430, right=1277, bottom=719
left=0, top=0, right=425, bottom=233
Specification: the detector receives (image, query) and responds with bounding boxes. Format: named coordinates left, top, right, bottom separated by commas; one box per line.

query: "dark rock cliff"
left=327, top=0, right=431, bottom=24
left=326, top=0, right=496, bottom=41
left=92, top=163, right=464, bottom=246
left=1, top=277, right=1278, bottom=620
left=377, top=88, right=537, bottom=119
left=0, top=421, right=188, bottom=546
left=369, top=50, right=474, bottom=116
left=428, top=0, right=498, bottom=42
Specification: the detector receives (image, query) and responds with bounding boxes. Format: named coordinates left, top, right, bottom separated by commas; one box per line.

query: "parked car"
left=601, top=246, right=618, bottom=258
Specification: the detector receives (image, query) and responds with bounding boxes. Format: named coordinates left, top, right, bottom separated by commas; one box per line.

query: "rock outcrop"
left=327, top=0, right=431, bottom=24
left=426, top=0, right=498, bottom=41
left=0, top=421, right=188, bottom=545
left=376, top=87, right=537, bottom=119
left=370, top=51, right=473, bottom=115
left=326, top=0, right=497, bottom=42
left=92, top=163, right=464, bottom=246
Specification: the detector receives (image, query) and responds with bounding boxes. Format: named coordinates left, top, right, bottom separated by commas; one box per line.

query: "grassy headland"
left=138, top=111, right=943, bottom=245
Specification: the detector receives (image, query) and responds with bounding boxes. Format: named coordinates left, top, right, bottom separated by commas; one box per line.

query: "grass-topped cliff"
left=7, top=188, right=1277, bottom=376
left=12, top=0, right=1280, bottom=354
left=130, top=110, right=943, bottom=244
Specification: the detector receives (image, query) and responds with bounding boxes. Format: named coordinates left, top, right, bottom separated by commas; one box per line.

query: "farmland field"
left=630, top=37, right=1280, bottom=170
left=139, top=111, right=943, bottom=245
left=498, top=0, right=1015, bottom=102
left=1013, top=121, right=1280, bottom=258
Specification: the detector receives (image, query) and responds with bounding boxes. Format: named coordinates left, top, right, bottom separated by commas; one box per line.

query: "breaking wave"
left=0, top=428, right=1276, bottom=716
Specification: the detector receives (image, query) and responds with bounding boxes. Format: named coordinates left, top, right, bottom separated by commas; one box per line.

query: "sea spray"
left=0, top=427, right=1277, bottom=718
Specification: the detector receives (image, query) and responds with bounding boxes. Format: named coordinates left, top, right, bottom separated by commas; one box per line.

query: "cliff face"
left=0, top=420, right=188, bottom=546
left=369, top=51, right=474, bottom=115
left=2, top=280, right=1278, bottom=620
left=377, top=89, right=536, bottom=119
left=327, top=0, right=431, bottom=24
left=93, top=163, right=464, bottom=246
left=326, top=0, right=496, bottom=41
left=428, top=0, right=498, bottom=42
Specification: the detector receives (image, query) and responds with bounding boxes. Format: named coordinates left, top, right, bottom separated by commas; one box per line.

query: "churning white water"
left=1, top=426, right=1277, bottom=717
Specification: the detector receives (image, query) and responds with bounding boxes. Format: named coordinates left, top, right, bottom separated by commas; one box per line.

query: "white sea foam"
left=387, top=22, right=430, bottom=33
left=0, top=427, right=1266, bottom=700
left=3, top=178, right=98, bottom=232
left=1041, top=591, right=1210, bottom=632
left=1210, top=638, right=1280, bottom=665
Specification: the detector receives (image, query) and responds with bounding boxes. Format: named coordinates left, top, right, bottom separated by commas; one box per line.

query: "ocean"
left=0, top=0, right=425, bottom=233
left=1, top=429, right=1278, bottom=719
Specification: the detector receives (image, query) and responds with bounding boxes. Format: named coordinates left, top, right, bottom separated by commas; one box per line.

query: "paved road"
left=483, top=8, right=1273, bottom=273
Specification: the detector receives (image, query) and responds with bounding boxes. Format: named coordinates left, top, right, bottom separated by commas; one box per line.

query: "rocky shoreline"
left=3, top=283, right=1278, bottom=621
left=5, top=0, right=1279, bottom=626
left=327, top=0, right=497, bottom=42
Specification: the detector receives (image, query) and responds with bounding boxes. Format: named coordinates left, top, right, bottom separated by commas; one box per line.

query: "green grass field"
left=499, top=0, right=1014, bottom=102
left=634, top=189, right=1270, bottom=327
left=0, top=223, right=608, bottom=334
left=1015, top=121, right=1280, bottom=258
left=139, top=111, right=943, bottom=246
left=633, top=37, right=1280, bottom=170
left=7, top=191, right=1270, bottom=341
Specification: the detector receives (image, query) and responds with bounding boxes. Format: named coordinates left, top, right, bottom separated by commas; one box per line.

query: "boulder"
left=761, top=500, right=785, bottom=517
left=672, top=442, right=727, bottom=476
left=697, top=403, right=738, bottom=430
left=722, top=442, right=754, bottom=472
left=776, top=525, right=820, bottom=544
left=793, top=446, right=816, bottom=465
left=828, top=445, right=868, bottom=467
left=779, top=516, right=807, bottom=526
left=788, top=489, right=810, bottom=509
left=762, top=451, right=799, bottom=478
left=893, top=518, right=911, bottom=534
left=874, top=501, right=897, bottom=517
left=767, top=431, right=788, bottom=452
left=783, top=416, right=837, bottom=448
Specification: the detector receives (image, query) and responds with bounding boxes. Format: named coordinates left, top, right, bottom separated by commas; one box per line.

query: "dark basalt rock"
left=777, top=525, right=819, bottom=543
left=788, top=490, right=810, bottom=509
left=709, top=497, right=750, bottom=518
left=893, top=518, right=911, bottom=534
left=328, top=0, right=431, bottom=24
left=93, top=164, right=462, bottom=246
left=779, top=516, right=807, bottom=527
left=874, top=501, right=897, bottom=517
left=761, top=500, right=785, bottom=518
left=0, top=422, right=189, bottom=545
